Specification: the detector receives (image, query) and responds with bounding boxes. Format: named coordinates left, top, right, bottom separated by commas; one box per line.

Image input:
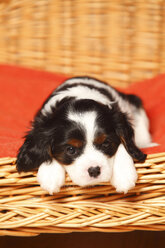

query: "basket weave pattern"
left=0, top=0, right=165, bottom=87
left=0, top=154, right=165, bottom=236
left=0, top=0, right=165, bottom=236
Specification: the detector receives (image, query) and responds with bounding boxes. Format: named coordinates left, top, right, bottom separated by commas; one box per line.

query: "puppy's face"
left=50, top=100, right=120, bottom=186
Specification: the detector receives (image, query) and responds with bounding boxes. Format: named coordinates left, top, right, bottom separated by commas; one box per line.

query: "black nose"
left=88, top=166, right=101, bottom=178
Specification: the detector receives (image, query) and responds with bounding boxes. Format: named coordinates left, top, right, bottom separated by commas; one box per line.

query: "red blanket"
left=0, top=65, right=165, bottom=157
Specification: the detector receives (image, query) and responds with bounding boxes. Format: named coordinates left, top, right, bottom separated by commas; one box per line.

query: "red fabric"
left=0, top=65, right=165, bottom=157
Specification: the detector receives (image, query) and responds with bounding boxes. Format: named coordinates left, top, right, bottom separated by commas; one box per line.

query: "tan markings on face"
left=67, top=139, right=83, bottom=148
left=94, top=133, right=107, bottom=145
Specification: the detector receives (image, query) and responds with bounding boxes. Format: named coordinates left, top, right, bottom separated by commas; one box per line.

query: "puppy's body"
left=42, top=77, right=151, bottom=148
left=17, top=77, right=152, bottom=194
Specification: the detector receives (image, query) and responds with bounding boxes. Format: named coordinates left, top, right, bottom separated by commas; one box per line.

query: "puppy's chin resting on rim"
left=36, top=144, right=137, bottom=195
left=16, top=76, right=150, bottom=195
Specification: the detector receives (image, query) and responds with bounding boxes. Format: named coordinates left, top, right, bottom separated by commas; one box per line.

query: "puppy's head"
left=17, top=99, right=146, bottom=186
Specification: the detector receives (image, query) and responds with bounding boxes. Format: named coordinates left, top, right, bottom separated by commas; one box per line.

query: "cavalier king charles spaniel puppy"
left=17, top=77, right=153, bottom=194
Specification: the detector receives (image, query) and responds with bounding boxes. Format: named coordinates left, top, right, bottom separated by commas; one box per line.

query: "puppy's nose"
left=88, top=166, right=101, bottom=178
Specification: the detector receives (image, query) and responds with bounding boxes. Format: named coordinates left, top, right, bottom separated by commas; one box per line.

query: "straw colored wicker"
left=0, top=154, right=165, bottom=236
left=0, top=0, right=165, bottom=236
left=0, top=0, right=165, bottom=87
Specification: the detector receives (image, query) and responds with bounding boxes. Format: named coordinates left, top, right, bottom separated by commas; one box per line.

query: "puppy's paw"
left=111, top=170, right=137, bottom=194
left=110, top=144, right=138, bottom=194
left=37, top=161, right=65, bottom=195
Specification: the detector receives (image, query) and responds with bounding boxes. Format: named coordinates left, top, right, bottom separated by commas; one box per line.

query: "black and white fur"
left=17, top=77, right=152, bottom=194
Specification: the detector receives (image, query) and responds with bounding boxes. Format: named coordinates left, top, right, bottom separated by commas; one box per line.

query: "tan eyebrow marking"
left=67, top=139, right=83, bottom=148
left=94, top=134, right=107, bottom=145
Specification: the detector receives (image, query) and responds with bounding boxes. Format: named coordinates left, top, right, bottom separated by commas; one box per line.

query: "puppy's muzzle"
left=88, top=166, right=101, bottom=178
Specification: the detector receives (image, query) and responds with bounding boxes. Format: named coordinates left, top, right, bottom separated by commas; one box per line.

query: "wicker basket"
left=0, top=154, right=165, bottom=236
left=0, top=0, right=165, bottom=236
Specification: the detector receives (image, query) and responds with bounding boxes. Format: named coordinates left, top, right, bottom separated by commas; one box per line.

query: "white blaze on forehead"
left=68, top=111, right=97, bottom=144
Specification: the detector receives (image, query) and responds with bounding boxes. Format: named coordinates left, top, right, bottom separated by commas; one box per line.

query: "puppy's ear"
left=16, top=129, right=52, bottom=172
left=114, top=111, right=146, bottom=163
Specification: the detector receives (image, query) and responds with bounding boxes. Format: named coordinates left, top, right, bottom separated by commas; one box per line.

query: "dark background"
left=0, top=231, right=164, bottom=248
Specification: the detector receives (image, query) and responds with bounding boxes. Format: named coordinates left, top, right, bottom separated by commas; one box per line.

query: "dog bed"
left=0, top=65, right=165, bottom=236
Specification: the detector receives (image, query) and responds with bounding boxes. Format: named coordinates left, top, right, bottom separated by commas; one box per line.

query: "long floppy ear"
left=114, top=111, right=147, bottom=162
left=16, top=128, right=52, bottom=172
left=16, top=97, right=72, bottom=173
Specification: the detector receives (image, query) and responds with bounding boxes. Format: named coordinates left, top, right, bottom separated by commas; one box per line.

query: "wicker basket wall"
left=0, top=154, right=165, bottom=236
left=0, top=0, right=165, bottom=237
left=0, top=0, right=165, bottom=87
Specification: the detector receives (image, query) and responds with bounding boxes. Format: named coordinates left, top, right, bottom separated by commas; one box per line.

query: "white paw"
left=110, top=144, right=138, bottom=194
left=111, top=170, right=137, bottom=194
left=37, top=160, right=65, bottom=195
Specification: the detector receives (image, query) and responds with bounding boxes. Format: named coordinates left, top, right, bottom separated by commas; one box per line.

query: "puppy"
left=17, top=77, right=152, bottom=194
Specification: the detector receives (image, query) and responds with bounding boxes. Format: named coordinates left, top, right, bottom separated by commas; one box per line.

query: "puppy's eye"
left=66, top=145, right=77, bottom=156
left=102, top=139, right=111, bottom=148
